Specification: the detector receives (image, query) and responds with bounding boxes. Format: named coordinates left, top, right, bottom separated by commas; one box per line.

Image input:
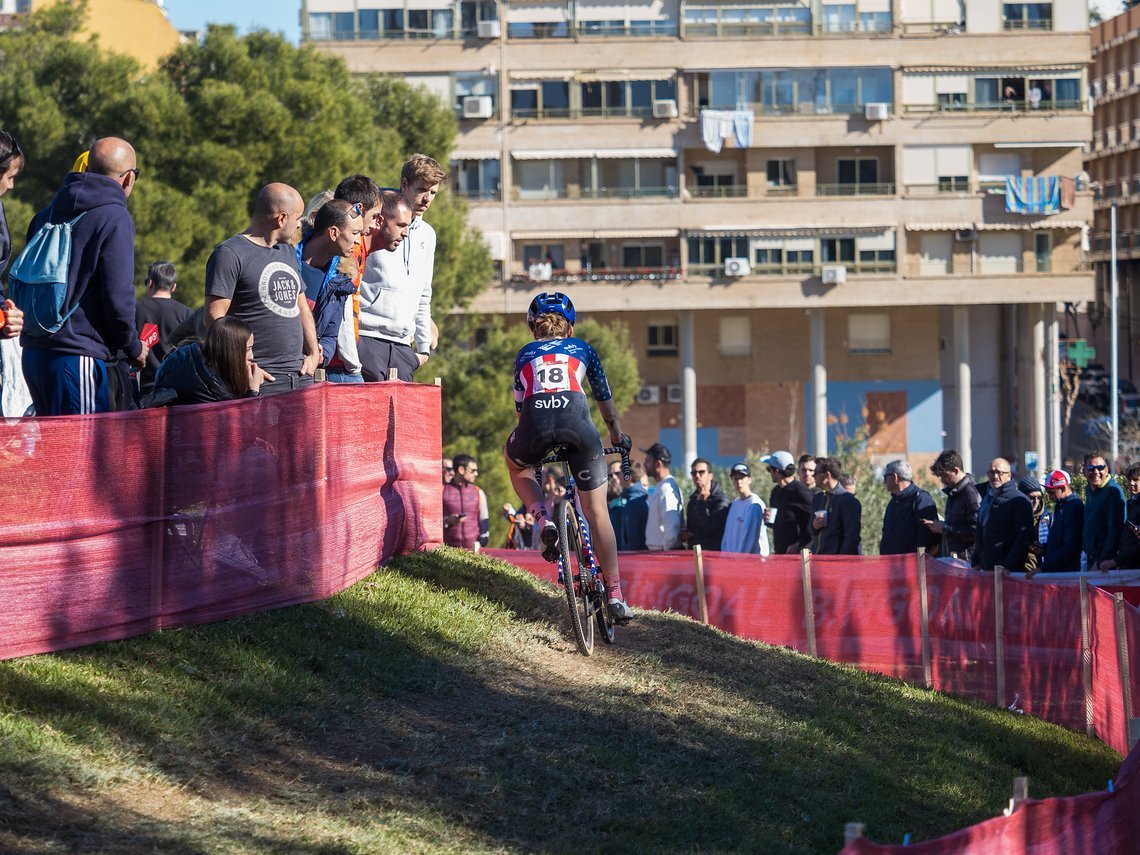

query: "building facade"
left=21, top=0, right=182, bottom=70
left=305, top=0, right=1092, bottom=475
left=1090, top=7, right=1140, bottom=389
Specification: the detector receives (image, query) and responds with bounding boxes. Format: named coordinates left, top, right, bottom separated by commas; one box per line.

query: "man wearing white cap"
left=721, top=463, right=770, bottom=555
left=762, top=450, right=813, bottom=553
left=1042, top=469, right=1084, bottom=573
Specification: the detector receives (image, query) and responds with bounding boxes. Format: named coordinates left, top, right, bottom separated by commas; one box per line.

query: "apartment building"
left=1090, top=7, right=1140, bottom=387
left=11, top=1, right=182, bottom=69
left=305, top=0, right=1092, bottom=474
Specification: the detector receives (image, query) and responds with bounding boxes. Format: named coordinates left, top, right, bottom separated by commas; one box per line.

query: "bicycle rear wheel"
left=557, top=500, right=594, bottom=655
left=579, top=547, right=616, bottom=646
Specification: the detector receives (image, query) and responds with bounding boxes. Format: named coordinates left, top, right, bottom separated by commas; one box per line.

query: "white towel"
left=733, top=110, right=755, bottom=148
left=701, top=109, right=725, bottom=153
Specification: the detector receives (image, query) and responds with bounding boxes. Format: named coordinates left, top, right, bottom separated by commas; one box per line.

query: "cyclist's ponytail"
left=532, top=313, right=573, bottom=339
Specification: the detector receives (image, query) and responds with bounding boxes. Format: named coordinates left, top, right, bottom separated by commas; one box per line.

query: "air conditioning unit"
left=955, top=228, right=977, bottom=242
left=462, top=95, right=494, bottom=119
left=821, top=265, right=847, bottom=285
left=666, top=384, right=683, bottom=403
left=636, top=385, right=661, bottom=405
left=528, top=262, right=552, bottom=282
left=724, top=257, right=751, bottom=277
left=652, top=98, right=679, bottom=119
left=864, top=102, right=889, bottom=121
left=476, top=19, right=501, bottom=38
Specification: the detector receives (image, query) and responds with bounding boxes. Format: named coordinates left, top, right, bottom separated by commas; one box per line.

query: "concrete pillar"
left=1032, top=303, right=1047, bottom=477
left=1047, top=308, right=1061, bottom=471
left=953, top=305, right=973, bottom=475
left=680, top=309, right=697, bottom=469
left=810, top=308, right=827, bottom=457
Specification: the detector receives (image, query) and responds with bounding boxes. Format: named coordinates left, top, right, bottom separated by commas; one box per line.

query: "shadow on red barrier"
left=0, top=382, right=441, bottom=660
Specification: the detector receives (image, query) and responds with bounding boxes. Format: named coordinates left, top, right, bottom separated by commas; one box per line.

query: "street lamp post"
left=1112, top=202, right=1120, bottom=471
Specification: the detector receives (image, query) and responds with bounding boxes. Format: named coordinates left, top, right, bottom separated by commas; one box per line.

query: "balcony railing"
left=512, top=105, right=659, bottom=120
left=689, top=185, right=748, bottom=198
left=576, top=21, right=678, bottom=37
left=514, top=186, right=678, bottom=201
left=1003, top=19, right=1053, bottom=31
left=687, top=261, right=898, bottom=277
left=682, top=20, right=812, bottom=38
left=506, top=22, right=570, bottom=39
left=454, top=189, right=501, bottom=202
left=695, top=101, right=870, bottom=117
left=903, top=182, right=972, bottom=196
left=816, top=183, right=895, bottom=196
left=510, top=266, right=683, bottom=283
left=905, top=99, right=1084, bottom=113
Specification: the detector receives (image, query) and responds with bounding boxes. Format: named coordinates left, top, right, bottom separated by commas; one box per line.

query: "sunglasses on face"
left=987, top=469, right=1010, bottom=476
left=1087, top=464, right=1108, bottom=473
left=691, top=469, right=709, bottom=476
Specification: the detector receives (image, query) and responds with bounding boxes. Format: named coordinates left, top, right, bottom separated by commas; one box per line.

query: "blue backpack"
left=9, top=210, right=87, bottom=337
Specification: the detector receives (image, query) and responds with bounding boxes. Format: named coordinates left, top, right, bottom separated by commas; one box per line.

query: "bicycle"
left=537, top=443, right=631, bottom=656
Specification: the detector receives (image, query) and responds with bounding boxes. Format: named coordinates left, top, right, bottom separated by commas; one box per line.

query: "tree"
left=0, top=4, right=490, bottom=311
left=434, top=317, right=641, bottom=545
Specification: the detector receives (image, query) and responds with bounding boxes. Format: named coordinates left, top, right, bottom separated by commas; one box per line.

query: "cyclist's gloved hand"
left=615, top=433, right=633, bottom=452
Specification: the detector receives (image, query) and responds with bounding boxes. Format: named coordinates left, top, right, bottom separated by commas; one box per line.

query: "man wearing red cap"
left=1041, top=469, right=1084, bottom=573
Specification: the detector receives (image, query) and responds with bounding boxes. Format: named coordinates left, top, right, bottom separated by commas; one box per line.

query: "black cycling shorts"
left=505, top=393, right=606, bottom=492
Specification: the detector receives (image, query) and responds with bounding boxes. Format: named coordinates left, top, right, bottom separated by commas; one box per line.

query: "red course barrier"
left=488, top=549, right=1139, bottom=755
left=0, top=382, right=441, bottom=660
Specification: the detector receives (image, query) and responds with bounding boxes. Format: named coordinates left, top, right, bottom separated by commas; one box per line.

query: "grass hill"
left=0, top=548, right=1122, bottom=853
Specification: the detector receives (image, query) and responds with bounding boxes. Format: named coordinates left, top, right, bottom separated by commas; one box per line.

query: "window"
left=382, top=9, right=405, bottom=34
left=580, top=78, right=675, bottom=118
left=308, top=13, right=332, bottom=40
left=1003, top=3, right=1052, bottom=31
left=455, top=73, right=497, bottom=114
left=719, top=316, right=751, bottom=357
left=454, top=159, right=501, bottom=201
left=1034, top=232, right=1052, bottom=273
left=821, top=238, right=856, bottom=263
left=836, top=158, right=880, bottom=193
left=510, top=81, right=569, bottom=118
left=979, top=233, right=1023, bottom=274
left=848, top=314, right=890, bottom=354
left=648, top=322, right=678, bottom=357
left=358, top=10, right=380, bottom=38
left=333, top=12, right=355, bottom=39
left=767, top=159, right=796, bottom=193
left=522, top=244, right=565, bottom=268
left=460, top=0, right=497, bottom=35
left=698, top=67, right=892, bottom=115
left=408, top=8, right=454, bottom=36
left=687, top=236, right=749, bottom=269
left=622, top=245, right=664, bottom=268
left=516, top=160, right=565, bottom=200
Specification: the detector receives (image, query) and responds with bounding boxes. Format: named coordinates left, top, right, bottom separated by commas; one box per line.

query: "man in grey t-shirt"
left=204, top=183, right=318, bottom=394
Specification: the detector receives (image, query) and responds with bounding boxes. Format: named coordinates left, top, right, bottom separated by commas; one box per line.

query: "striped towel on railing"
left=1005, top=175, right=1061, bottom=214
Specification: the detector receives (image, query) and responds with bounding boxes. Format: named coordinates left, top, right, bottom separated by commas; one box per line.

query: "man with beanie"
left=1042, top=469, right=1084, bottom=572
left=763, top=450, right=813, bottom=553
left=1018, top=475, right=1050, bottom=574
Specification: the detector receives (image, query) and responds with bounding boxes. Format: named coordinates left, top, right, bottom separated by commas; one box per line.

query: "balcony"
left=816, top=183, right=895, bottom=197
left=510, top=266, right=683, bottom=284
left=686, top=260, right=898, bottom=277
left=689, top=185, right=748, bottom=199
left=510, top=106, right=660, bottom=120
left=514, top=186, right=678, bottom=201
left=454, top=188, right=502, bottom=202
left=575, top=21, right=678, bottom=37
left=904, top=99, right=1084, bottom=114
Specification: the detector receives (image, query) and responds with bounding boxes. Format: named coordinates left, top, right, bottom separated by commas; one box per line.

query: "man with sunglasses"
left=1082, top=452, right=1125, bottom=572
left=681, top=458, right=730, bottom=551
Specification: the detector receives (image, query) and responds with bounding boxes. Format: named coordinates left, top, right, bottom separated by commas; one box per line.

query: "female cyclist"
left=504, top=291, right=634, bottom=623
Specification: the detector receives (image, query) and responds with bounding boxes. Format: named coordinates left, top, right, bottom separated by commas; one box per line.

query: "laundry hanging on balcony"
left=700, top=109, right=754, bottom=153
left=1005, top=175, right=1061, bottom=214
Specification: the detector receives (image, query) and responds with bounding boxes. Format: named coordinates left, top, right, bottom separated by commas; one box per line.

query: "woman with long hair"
left=148, top=316, right=274, bottom=406
left=0, top=130, right=25, bottom=336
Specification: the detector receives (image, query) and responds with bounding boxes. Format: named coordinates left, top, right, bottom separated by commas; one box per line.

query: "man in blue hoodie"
left=20, top=137, right=147, bottom=415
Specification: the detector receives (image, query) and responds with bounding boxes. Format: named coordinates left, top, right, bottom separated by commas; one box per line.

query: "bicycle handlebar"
left=539, top=439, right=633, bottom=481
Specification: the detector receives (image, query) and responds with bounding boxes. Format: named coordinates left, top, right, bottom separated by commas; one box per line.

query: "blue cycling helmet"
left=527, top=291, right=576, bottom=327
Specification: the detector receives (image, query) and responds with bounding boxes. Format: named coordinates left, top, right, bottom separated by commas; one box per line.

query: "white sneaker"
left=608, top=598, right=634, bottom=624
left=540, top=520, right=559, bottom=563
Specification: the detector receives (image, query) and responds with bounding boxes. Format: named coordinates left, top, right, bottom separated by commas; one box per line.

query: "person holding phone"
left=1113, top=464, right=1140, bottom=570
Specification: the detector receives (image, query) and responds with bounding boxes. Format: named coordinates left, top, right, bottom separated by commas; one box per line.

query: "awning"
left=513, top=228, right=680, bottom=240
left=691, top=225, right=893, bottom=237
left=508, top=70, right=575, bottom=82
left=906, top=65, right=1084, bottom=74
left=907, top=220, right=1088, bottom=231
left=451, top=150, right=501, bottom=161
left=994, top=141, right=1087, bottom=150
left=512, top=148, right=677, bottom=160
left=575, top=68, right=676, bottom=82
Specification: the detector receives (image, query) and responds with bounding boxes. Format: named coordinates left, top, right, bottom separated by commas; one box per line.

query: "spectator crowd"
left=0, top=131, right=445, bottom=415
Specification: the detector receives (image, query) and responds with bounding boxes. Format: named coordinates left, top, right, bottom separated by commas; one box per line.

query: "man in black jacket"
left=880, top=459, right=938, bottom=555
left=682, top=458, right=730, bottom=550
left=926, top=449, right=981, bottom=561
left=810, top=458, right=862, bottom=555
left=763, top=450, right=813, bottom=553
left=972, top=457, right=1032, bottom=572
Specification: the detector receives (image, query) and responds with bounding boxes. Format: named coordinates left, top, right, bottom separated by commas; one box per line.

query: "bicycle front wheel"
left=557, top=500, right=594, bottom=655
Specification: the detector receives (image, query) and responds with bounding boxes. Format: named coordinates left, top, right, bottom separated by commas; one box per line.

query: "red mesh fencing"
left=0, top=382, right=441, bottom=660
left=839, top=737, right=1140, bottom=854
left=488, top=549, right=1139, bottom=756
